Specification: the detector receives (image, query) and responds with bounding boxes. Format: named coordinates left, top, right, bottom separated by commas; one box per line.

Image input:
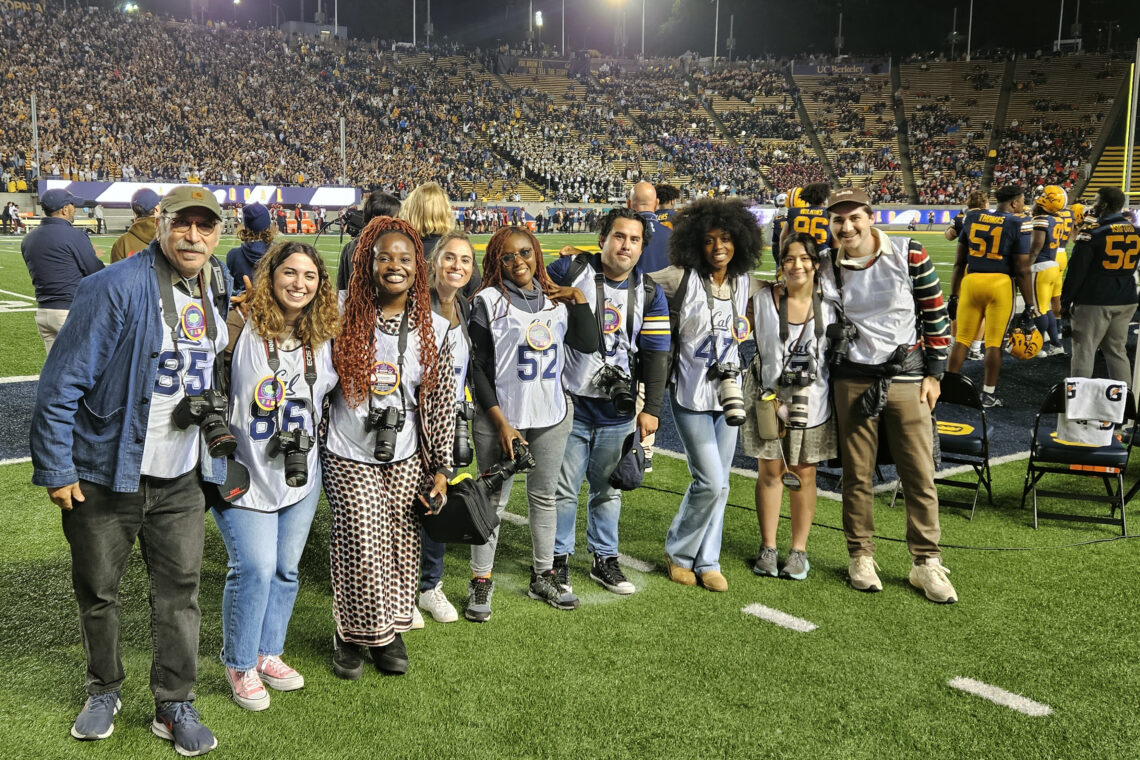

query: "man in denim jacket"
left=31, top=186, right=231, bottom=757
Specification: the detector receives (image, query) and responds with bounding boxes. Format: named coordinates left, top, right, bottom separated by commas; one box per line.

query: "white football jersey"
left=561, top=265, right=644, bottom=400
left=750, top=287, right=834, bottom=428
left=672, top=272, right=750, bottom=413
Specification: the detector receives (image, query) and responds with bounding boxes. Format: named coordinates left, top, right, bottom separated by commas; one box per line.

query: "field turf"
left=1, top=229, right=1138, bottom=759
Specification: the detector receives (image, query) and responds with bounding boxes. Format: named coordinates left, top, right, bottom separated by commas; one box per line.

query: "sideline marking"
left=0, top=457, right=31, bottom=466
left=501, top=511, right=528, bottom=526
left=618, top=554, right=654, bottom=573
left=947, top=677, right=1053, bottom=716
left=0, top=288, right=34, bottom=300
left=742, top=603, right=818, bottom=633
left=0, top=375, right=39, bottom=384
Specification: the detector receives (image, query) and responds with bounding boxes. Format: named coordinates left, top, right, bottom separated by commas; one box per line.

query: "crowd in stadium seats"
left=992, top=125, right=1088, bottom=191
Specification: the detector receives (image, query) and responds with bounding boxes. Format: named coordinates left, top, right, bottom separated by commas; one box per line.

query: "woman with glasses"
left=464, top=227, right=598, bottom=621
left=212, top=241, right=340, bottom=710
left=322, top=217, right=455, bottom=678
left=650, top=198, right=763, bottom=592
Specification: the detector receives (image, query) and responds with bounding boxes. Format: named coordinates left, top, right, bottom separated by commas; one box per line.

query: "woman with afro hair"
left=322, top=217, right=455, bottom=679
left=650, top=197, right=764, bottom=592
left=213, top=241, right=340, bottom=710
left=465, top=226, right=598, bottom=621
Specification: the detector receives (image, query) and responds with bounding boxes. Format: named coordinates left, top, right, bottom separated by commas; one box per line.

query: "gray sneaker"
left=752, top=546, right=778, bottom=577
left=779, top=549, right=810, bottom=581
left=464, top=577, right=494, bottom=623
left=71, top=692, right=121, bottom=740
left=528, top=567, right=579, bottom=610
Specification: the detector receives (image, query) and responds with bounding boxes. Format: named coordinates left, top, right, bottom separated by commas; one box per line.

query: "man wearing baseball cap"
left=31, top=185, right=231, bottom=755
left=823, top=187, right=958, bottom=604
left=224, top=202, right=275, bottom=294
left=20, top=188, right=104, bottom=354
left=111, top=188, right=162, bottom=263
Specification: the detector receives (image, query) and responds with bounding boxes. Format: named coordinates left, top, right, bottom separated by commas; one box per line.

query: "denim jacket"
left=31, top=242, right=232, bottom=492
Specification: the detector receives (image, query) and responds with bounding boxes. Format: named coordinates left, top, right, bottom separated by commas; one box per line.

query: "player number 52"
left=1102, top=234, right=1140, bottom=270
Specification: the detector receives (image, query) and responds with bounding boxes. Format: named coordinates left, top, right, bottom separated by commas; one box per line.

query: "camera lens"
left=454, top=413, right=473, bottom=467
left=201, top=415, right=238, bottom=457
left=787, top=390, right=809, bottom=429
left=715, top=375, right=747, bottom=427
left=283, top=450, right=308, bottom=487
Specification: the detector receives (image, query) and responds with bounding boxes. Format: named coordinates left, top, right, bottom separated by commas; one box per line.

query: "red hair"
left=333, top=216, right=440, bottom=408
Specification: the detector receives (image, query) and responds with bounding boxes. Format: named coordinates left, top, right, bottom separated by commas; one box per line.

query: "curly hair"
left=246, top=241, right=340, bottom=347
left=238, top=225, right=278, bottom=245
left=667, top=198, right=763, bottom=278
left=478, top=226, right=553, bottom=297
left=333, top=217, right=440, bottom=409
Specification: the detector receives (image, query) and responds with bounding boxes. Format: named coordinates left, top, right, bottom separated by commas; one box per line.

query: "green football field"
left=2, top=229, right=1138, bottom=758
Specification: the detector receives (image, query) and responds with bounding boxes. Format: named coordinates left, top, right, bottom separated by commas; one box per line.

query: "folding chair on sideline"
left=1020, top=381, right=1136, bottom=535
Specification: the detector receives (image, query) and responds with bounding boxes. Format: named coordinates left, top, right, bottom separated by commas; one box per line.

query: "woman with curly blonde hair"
left=323, top=217, right=455, bottom=679
left=212, top=241, right=340, bottom=711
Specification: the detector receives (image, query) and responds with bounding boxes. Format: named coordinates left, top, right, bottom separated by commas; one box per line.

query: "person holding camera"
left=651, top=198, right=763, bottom=592
left=823, top=188, right=957, bottom=604
left=466, top=226, right=599, bottom=620
left=323, top=217, right=455, bottom=678
left=743, top=233, right=838, bottom=581
left=548, top=208, right=670, bottom=595
left=211, top=241, right=340, bottom=710
left=30, top=186, right=230, bottom=755
left=413, top=230, right=479, bottom=626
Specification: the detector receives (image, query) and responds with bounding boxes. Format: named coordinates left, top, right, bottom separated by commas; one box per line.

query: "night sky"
left=159, top=0, right=1139, bottom=60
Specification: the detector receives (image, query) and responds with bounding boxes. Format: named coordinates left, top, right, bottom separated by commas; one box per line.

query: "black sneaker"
left=643, top=450, right=653, bottom=473
left=465, top=577, right=494, bottom=623
left=528, top=567, right=579, bottom=610
left=552, top=553, right=572, bottom=593
left=332, top=633, right=364, bottom=680
left=590, top=555, right=635, bottom=595
left=369, top=633, right=408, bottom=675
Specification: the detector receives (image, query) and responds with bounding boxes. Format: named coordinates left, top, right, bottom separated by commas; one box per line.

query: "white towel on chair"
left=1055, top=413, right=1115, bottom=447
left=1064, top=377, right=1128, bottom=423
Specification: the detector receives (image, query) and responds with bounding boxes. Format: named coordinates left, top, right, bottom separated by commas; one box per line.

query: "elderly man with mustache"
left=31, top=186, right=232, bottom=756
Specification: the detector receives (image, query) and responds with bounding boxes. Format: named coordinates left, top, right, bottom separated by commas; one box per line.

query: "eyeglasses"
left=500, top=249, right=533, bottom=264
left=168, top=216, right=219, bottom=234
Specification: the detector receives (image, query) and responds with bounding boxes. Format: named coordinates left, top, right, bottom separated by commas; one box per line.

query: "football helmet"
left=1071, top=202, right=1085, bottom=224
left=1038, top=185, right=1067, bottom=214
left=1005, top=312, right=1043, bottom=360
left=775, top=192, right=788, bottom=207
left=787, top=187, right=808, bottom=208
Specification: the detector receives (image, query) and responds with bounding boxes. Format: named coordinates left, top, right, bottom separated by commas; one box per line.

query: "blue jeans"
left=210, top=476, right=320, bottom=671
left=666, top=399, right=738, bottom=574
left=554, top=415, right=635, bottom=558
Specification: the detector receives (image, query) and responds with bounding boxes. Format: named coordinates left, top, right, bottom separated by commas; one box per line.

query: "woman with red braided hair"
left=322, top=217, right=455, bottom=679
left=464, top=226, right=598, bottom=622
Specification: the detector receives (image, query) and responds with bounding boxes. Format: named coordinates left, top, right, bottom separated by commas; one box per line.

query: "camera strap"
left=367, top=308, right=411, bottom=426
left=776, top=286, right=825, bottom=344
left=263, top=337, right=318, bottom=432
left=701, top=274, right=740, bottom=364
left=155, top=252, right=224, bottom=391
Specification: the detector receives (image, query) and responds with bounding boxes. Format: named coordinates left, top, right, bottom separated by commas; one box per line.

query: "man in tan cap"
left=823, top=187, right=959, bottom=604
left=30, top=185, right=230, bottom=755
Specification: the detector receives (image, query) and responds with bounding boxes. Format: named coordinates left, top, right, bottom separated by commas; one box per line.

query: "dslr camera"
left=593, top=363, right=636, bottom=416
left=172, top=389, right=237, bottom=458
left=453, top=400, right=476, bottom=468
left=267, top=429, right=315, bottom=487
left=706, top=362, right=746, bottom=426
left=481, top=439, right=537, bottom=492
left=366, top=405, right=406, bottom=462
left=825, top=318, right=858, bottom=365
left=779, top=355, right=817, bottom=388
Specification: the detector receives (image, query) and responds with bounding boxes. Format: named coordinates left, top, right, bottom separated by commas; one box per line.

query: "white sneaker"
left=909, top=558, right=958, bottom=603
left=410, top=606, right=425, bottom=630
left=848, top=555, right=882, bottom=592
left=418, top=583, right=459, bottom=623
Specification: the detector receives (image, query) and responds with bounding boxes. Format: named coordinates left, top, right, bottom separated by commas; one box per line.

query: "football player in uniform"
left=780, top=183, right=833, bottom=252
left=1028, top=186, right=1068, bottom=356
left=947, top=185, right=1036, bottom=408
left=1053, top=190, right=1075, bottom=275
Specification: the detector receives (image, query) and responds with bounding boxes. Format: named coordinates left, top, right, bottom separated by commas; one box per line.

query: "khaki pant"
left=833, top=377, right=941, bottom=560
left=35, top=307, right=69, bottom=356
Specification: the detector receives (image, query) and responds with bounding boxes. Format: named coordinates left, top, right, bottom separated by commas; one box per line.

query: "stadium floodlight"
left=122, top=2, right=138, bottom=12
left=535, top=11, right=543, bottom=28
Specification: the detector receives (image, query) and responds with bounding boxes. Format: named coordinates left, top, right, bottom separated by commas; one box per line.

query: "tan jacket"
left=110, top=216, right=157, bottom=262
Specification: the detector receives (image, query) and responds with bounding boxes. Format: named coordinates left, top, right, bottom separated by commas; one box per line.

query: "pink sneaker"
left=226, top=667, right=270, bottom=711
left=256, top=654, right=305, bottom=691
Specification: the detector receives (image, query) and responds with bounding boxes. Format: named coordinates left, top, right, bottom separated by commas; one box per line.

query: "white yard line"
left=0, top=375, right=38, bottom=384
left=0, top=288, right=34, bottom=300
left=0, top=457, right=31, bottom=466
left=618, top=554, right=655, bottom=573
left=947, top=677, right=1053, bottom=716
left=741, top=603, right=818, bottom=633
left=501, top=511, right=528, bottom=526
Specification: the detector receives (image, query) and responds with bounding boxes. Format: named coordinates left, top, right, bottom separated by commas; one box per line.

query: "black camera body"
left=481, top=439, right=537, bottom=493
left=267, top=429, right=315, bottom=487
left=780, top=355, right=817, bottom=388
left=593, top=363, right=635, bottom=416
left=825, top=319, right=858, bottom=365
left=341, top=209, right=365, bottom=238
left=172, top=389, right=237, bottom=458
left=453, top=400, right=476, bottom=467
left=366, top=405, right=406, bottom=462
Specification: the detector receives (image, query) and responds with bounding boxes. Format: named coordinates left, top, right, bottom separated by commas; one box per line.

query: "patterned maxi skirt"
left=321, top=448, right=426, bottom=647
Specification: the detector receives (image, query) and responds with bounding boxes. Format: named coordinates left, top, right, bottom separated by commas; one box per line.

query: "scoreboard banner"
left=39, top=180, right=361, bottom=209
left=791, top=59, right=891, bottom=76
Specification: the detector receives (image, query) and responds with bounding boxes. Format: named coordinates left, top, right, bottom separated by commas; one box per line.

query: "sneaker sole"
left=751, top=564, right=778, bottom=577
left=779, top=565, right=810, bottom=581
left=418, top=605, right=459, bottom=623
left=464, top=610, right=491, bottom=622
left=331, top=662, right=364, bottom=680
left=527, top=590, right=579, bottom=609
left=849, top=578, right=882, bottom=592
left=589, top=571, right=635, bottom=595
left=71, top=699, right=121, bottom=740
left=258, top=672, right=305, bottom=691
left=151, top=720, right=219, bottom=757
left=231, top=690, right=270, bottom=711
left=909, top=575, right=958, bottom=604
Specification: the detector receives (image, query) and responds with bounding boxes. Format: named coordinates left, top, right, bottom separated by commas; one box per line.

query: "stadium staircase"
left=1081, top=147, right=1140, bottom=202
left=980, top=58, right=1017, bottom=195
left=890, top=62, right=919, bottom=203
left=1075, top=73, right=1135, bottom=200
left=784, top=69, right=837, bottom=181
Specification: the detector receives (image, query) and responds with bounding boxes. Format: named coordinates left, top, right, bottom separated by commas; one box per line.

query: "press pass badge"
left=180, top=301, right=207, bottom=341
left=603, top=304, right=622, bottom=334
left=371, top=361, right=400, bottom=396
left=733, top=315, right=751, bottom=342
left=254, top=376, right=284, bottom=411
left=526, top=321, right=554, bottom=350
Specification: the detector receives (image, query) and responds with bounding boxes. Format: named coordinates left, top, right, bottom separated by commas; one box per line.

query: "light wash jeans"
left=666, top=398, right=738, bottom=574
left=554, top=414, right=635, bottom=558
left=210, top=473, right=321, bottom=671
left=470, top=399, right=573, bottom=575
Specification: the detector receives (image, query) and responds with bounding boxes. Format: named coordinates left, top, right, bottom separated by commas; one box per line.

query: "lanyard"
left=593, top=270, right=637, bottom=345
left=263, top=336, right=317, bottom=431
left=155, top=252, right=221, bottom=385
left=367, top=308, right=411, bottom=420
